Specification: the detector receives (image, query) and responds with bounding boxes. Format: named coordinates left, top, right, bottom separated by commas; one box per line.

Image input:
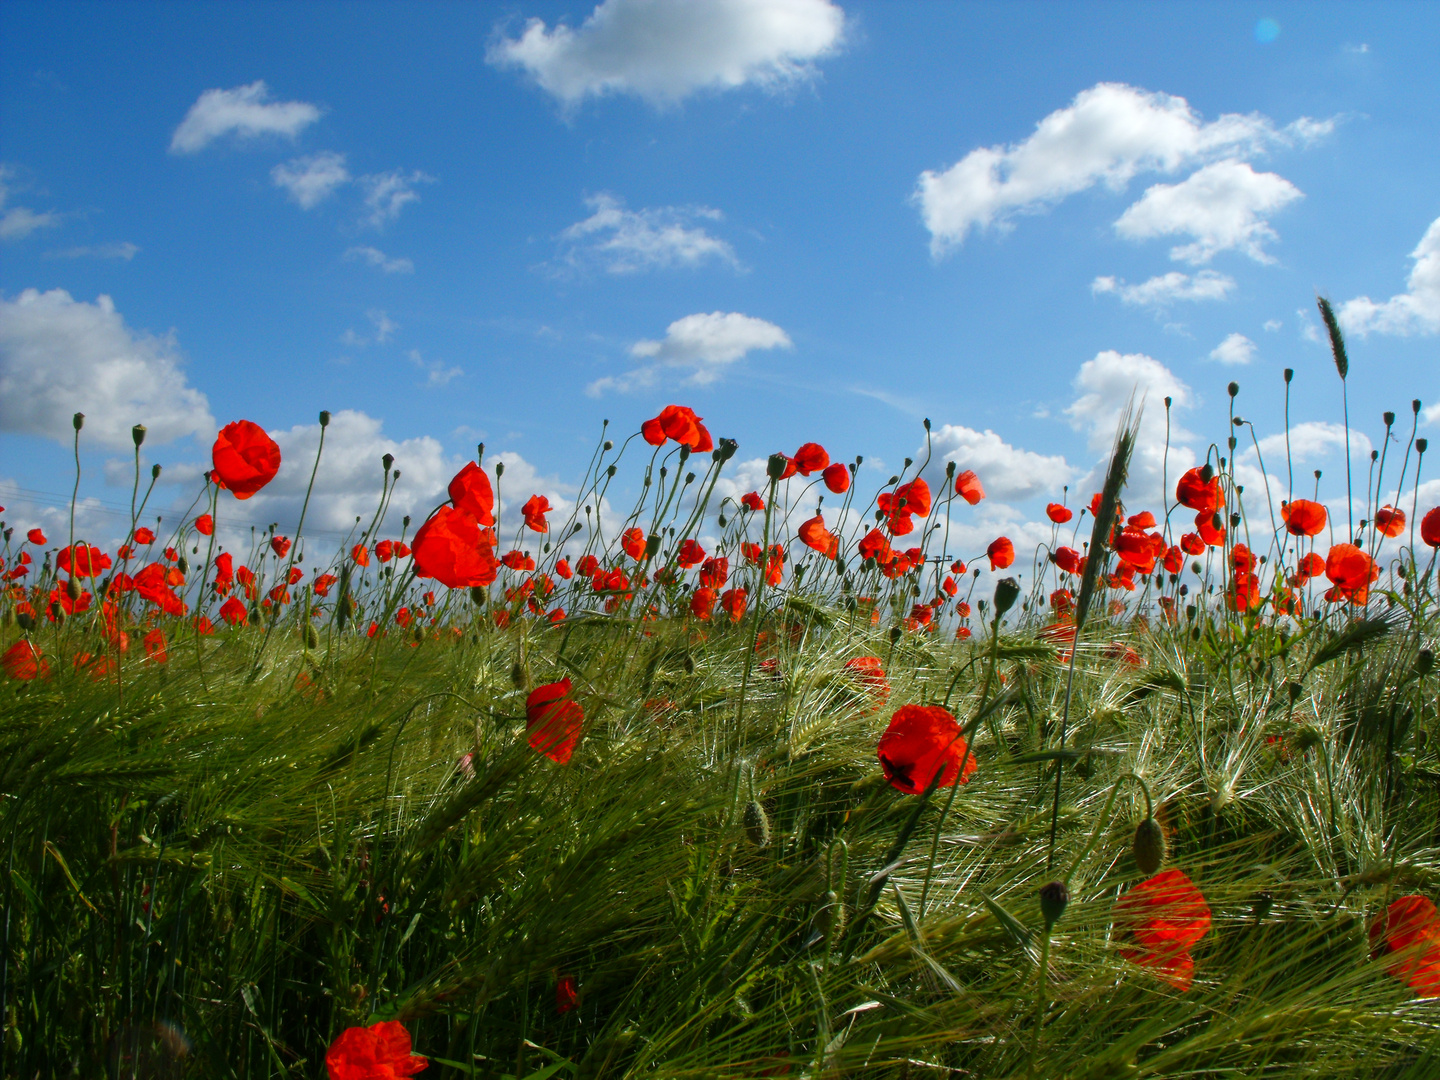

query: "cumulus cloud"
left=1253, top=421, right=1373, bottom=464
left=1209, top=332, right=1256, bottom=365
left=0, top=167, right=59, bottom=241
left=1338, top=215, right=1440, bottom=336
left=1113, top=159, right=1302, bottom=264
left=271, top=151, right=351, bottom=208
left=344, top=246, right=414, bottom=274
left=0, top=288, right=214, bottom=449
left=1065, top=349, right=1195, bottom=507
left=914, top=82, right=1323, bottom=255
left=559, top=193, right=738, bottom=273
left=1091, top=270, right=1235, bottom=308
left=360, top=169, right=434, bottom=228
left=590, top=310, right=791, bottom=394
left=169, top=81, right=322, bottom=154
left=921, top=424, right=1074, bottom=502
left=488, top=0, right=846, bottom=107
left=43, top=242, right=140, bottom=261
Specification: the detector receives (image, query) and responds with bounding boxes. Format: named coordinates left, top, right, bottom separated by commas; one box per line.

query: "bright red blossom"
left=792, top=442, right=829, bottom=475
left=526, top=678, right=584, bottom=764
left=211, top=420, right=281, bottom=500
left=1324, top=543, right=1378, bottom=604
left=1423, top=507, right=1440, bottom=548
left=1369, top=895, right=1440, bottom=997
left=1114, top=869, right=1212, bottom=991
left=3, top=641, right=49, bottom=681
left=821, top=462, right=851, bottom=494
left=325, top=1020, right=427, bottom=1080
left=798, top=514, right=839, bottom=559
left=987, top=536, right=1015, bottom=570
left=522, top=494, right=552, bottom=533
left=195, top=514, right=214, bottom=536
left=741, top=492, right=765, bottom=512
left=448, top=462, right=495, bottom=525
left=1282, top=499, right=1327, bottom=537
left=877, top=704, right=977, bottom=795
left=1046, top=503, right=1072, bottom=524
left=621, top=528, right=646, bottom=560
left=135, top=527, right=156, bottom=545
left=1175, top=468, right=1224, bottom=515
left=26, top=528, right=45, bottom=545
left=1373, top=505, right=1405, bottom=538
left=641, top=405, right=713, bottom=453
left=954, top=470, right=985, bottom=505
left=411, top=506, right=499, bottom=589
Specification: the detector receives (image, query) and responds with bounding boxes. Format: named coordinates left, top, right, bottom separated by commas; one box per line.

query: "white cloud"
left=1091, top=269, right=1235, bottom=308
left=43, top=242, right=140, bottom=261
left=922, top=424, right=1074, bottom=502
left=359, top=169, right=434, bottom=228
left=0, top=288, right=214, bottom=449
left=1113, top=159, right=1302, bottom=264
left=1338, top=215, right=1440, bottom=337
left=1209, top=332, right=1256, bottom=365
left=1065, top=349, right=1195, bottom=507
left=490, top=0, right=845, bottom=108
left=1423, top=402, right=1440, bottom=428
left=340, top=309, right=399, bottom=348
left=1263, top=319, right=1282, bottom=332
left=169, top=81, right=322, bottom=154
left=344, top=245, right=414, bottom=274
left=0, top=167, right=59, bottom=241
left=590, top=311, right=791, bottom=394
left=559, top=193, right=738, bottom=273
left=1253, top=421, right=1373, bottom=464
left=915, top=82, right=1324, bottom=255
left=408, top=349, right=463, bottom=387
left=271, top=151, right=351, bottom=208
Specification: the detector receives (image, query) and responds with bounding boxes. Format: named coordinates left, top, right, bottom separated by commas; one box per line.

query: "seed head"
left=319, top=410, right=331, bottom=428
left=132, top=424, right=147, bottom=448
left=1133, top=817, right=1167, bottom=875
left=993, top=577, right=1021, bottom=618
left=1039, top=880, right=1069, bottom=927
left=743, top=800, right=770, bottom=849
left=73, top=412, right=85, bottom=431
left=382, top=453, right=395, bottom=472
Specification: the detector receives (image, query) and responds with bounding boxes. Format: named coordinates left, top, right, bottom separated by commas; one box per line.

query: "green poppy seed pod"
left=413, top=624, right=424, bottom=645
left=645, top=534, right=662, bottom=559
left=1288, top=680, right=1304, bottom=703
left=382, top=453, right=394, bottom=473
left=304, top=622, right=320, bottom=649
left=1417, top=649, right=1434, bottom=676
left=766, top=453, right=789, bottom=480
left=889, top=626, right=902, bottom=643
left=718, top=438, right=738, bottom=462
left=73, top=412, right=85, bottom=431
left=1164, top=395, right=1173, bottom=408
left=945, top=460, right=956, bottom=478
left=1227, top=381, right=1239, bottom=398
left=1417, top=438, right=1428, bottom=454
left=685, top=472, right=696, bottom=484
left=1039, top=880, right=1069, bottom=927
left=603, top=440, right=613, bottom=451
left=132, top=424, right=147, bottom=448
left=717, top=514, right=727, bottom=527
left=469, top=586, right=486, bottom=606
left=607, top=464, right=617, bottom=477
left=1228, top=512, right=1239, bottom=529
left=1133, top=817, right=1167, bottom=876
left=834, top=557, right=846, bottom=574
left=403, top=515, right=411, bottom=529
left=319, top=410, right=331, bottom=427
left=683, top=654, right=694, bottom=674
left=510, top=660, right=526, bottom=689
left=177, top=555, right=188, bottom=574
left=923, top=417, right=931, bottom=430
left=1200, top=462, right=1214, bottom=484
left=678, top=445, right=690, bottom=463
left=993, top=576, right=1021, bottom=618
left=903, top=457, right=913, bottom=468
left=743, top=800, right=770, bottom=849
left=1284, top=368, right=1294, bottom=383
left=66, top=576, right=82, bottom=601
left=1384, top=411, right=1395, bottom=427
left=151, top=464, right=162, bottom=479
left=16, top=610, right=36, bottom=632
left=813, top=889, right=846, bottom=947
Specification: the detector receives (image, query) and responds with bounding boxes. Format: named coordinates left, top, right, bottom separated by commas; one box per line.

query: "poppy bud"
left=678, top=445, right=690, bottom=463
left=683, top=654, right=694, bottom=674
left=945, top=461, right=956, bottom=477
left=178, top=556, right=188, bottom=574
left=743, top=800, right=770, bottom=849
left=510, top=661, right=526, bottom=688
left=889, top=626, right=901, bottom=643
left=717, top=438, right=738, bottom=462
left=645, top=534, right=661, bottom=559
left=1164, top=395, right=1173, bottom=408
left=1229, top=513, right=1241, bottom=528
left=413, top=625, right=424, bottom=645
left=993, top=577, right=1020, bottom=618
left=1418, top=439, right=1428, bottom=454
left=1288, top=680, right=1303, bottom=703
left=813, top=889, right=846, bottom=946
left=834, top=557, right=846, bottom=574
left=382, top=453, right=395, bottom=472
left=1228, top=381, right=1239, bottom=398
left=767, top=453, right=789, bottom=480
left=73, top=412, right=85, bottom=431
left=1416, top=649, right=1434, bottom=676
left=1039, top=880, right=1069, bottom=927
left=717, top=514, right=727, bottom=527
left=304, top=623, right=320, bottom=649
left=607, top=464, right=618, bottom=477
left=469, top=586, right=486, bottom=605
left=132, top=424, right=147, bottom=447
left=17, top=610, right=35, bottom=632
left=151, top=464, right=162, bottom=479
left=1200, top=462, right=1214, bottom=484
left=66, top=576, right=81, bottom=601
left=603, top=440, right=613, bottom=451
left=685, top=472, right=695, bottom=484
left=319, top=410, right=331, bottom=427
left=1133, top=817, right=1167, bottom=875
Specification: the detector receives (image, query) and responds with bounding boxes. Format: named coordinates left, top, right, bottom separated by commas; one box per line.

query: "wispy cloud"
left=558, top=193, right=738, bottom=274
left=169, top=81, right=322, bottom=154
left=272, top=151, right=351, bottom=208
left=360, top=170, right=434, bottom=228
left=43, top=241, right=140, bottom=261
left=344, top=245, right=414, bottom=274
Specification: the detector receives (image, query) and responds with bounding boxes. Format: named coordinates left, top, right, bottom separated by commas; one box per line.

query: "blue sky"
left=2, top=0, right=1437, bottom=561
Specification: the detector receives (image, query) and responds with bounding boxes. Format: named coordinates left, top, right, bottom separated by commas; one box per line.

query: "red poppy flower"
left=1089, top=492, right=1103, bottom=516
left=1373, top=505, right=1405, bottom=538
left=3, top=640, right=48, bottom=681
left=312, top=573, right=337, bottom=597
left=1114, top=869, right=1212, bottom=991
left=165, top=547, right=180, bottom=564
left=213, top=595, right=242, bottom=623
left=143, top=628, right=169, bottom=664
left=676, top=538, right=706, bottom=568
left=522, top=494, right=552, bottom=533
left=953, top=470, right=985, bottom=506
left=741, top=491, right=765, bottom=512
left=1162, top=545, right=1183, bottom=574
left=843, top=656, right=890, bottom=701
left=135, top=527, right=156, bottom=545
left=211, top=420, right=281, bottom=500
left=822, top=462, right=851, bottom=493
left=526, top=678, right=584, bottom=764
left=577, top=554, right=599, bottom=577
left=1226, top=573, right=1261, bottom=612
left=880, top=478, right=932, bottom=520
left=236, top=565, right=256, bottom=596
left=793, top=442, right=829, bottom=475
left=351, top=544, right=371, bottom=567
left=1180, top=532, right=1205, bottom=556
left=1231, top=543, right=1256, bottom=575
left=1291, top=551, right=1325, bottom=583
left=26, top=528, right=45, bottom=545
left=877, top=703, right=976, bottom=795
left=691, top=585, right=717, bottom=620
left=554, top=558, right=573, bottom=579
left=1175, top=468, right=1224, bottom=515
left=394, top=541, right=410, bottom=560
left=941, top=575, right=958, bottom=597
left=271, top=535, right=291, bottom=558
left=1053, top=546, right=1081, bottom=574
left=448, top=461, right=495, bottom=526
left=372, top=540, right=394, bottom=563
left=117, top=544, right=135, bottom=560
left=1195, top=511, right=1225, bottom=547
left=325, top=1020, right=427, bottom=1080
left=857, top=528, right=893, bottom=565
left=642, top=405, right=713, bottom=453
left=556, top=976, right=579, bottom=1015
left=1423, top=507, right=1440, bottom=548
left=1046, top=503, right=1072, bottom=524
left=699, top=556, right=728, bottom=588
left=720, top=587, right=747, bottom=623
left=798, top=514, right=839, bottom=559
left=1127, top=511, right=1157, bottom=530
left=1324, top=543, right=1378, bottom=603
left=987, top=536, right=1015, bottom=570
left=133, top=563, right=185, bottom=615
left=1369, top=895, right=1440, bottom=997
left=500, top=550, right=531, bottom=571
left=1281, top=499, right=1327, bottom=537
left=1050, top=588, right=1074, bottom=612
left=194, top=514, right=214, bottom=536
left=57, top=544, right=112, bottom=577
left=1114, top=528, right=1164, bottom=574
left=411, top=506, right=500, bottom=589
left=621, top=527, right=647, bottom=560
